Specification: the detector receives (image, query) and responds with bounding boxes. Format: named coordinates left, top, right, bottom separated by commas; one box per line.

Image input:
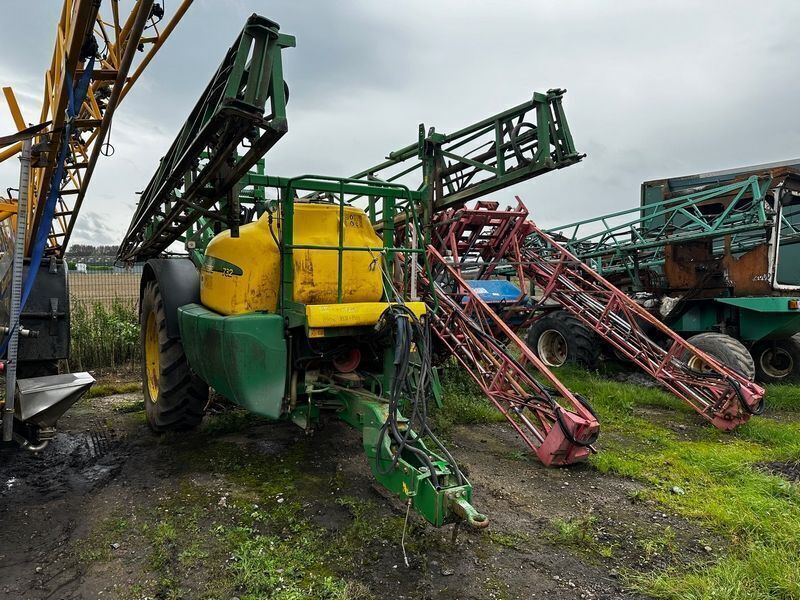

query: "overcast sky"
left=1, top=0, right=799, bottom=247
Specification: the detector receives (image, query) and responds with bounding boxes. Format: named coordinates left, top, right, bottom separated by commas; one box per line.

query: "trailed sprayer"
left=118, top=14, right=601, bottom=526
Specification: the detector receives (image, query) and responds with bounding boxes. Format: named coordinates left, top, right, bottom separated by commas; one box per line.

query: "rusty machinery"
left=538, top=162, right=800, bottom=384
left=429, top=199, right=765, bottom=430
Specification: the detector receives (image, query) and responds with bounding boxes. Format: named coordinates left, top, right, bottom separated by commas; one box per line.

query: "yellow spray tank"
left=200, top=202, right=384, bottom=315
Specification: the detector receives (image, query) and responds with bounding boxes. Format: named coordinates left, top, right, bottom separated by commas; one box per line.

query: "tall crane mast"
left=0, top=1, right=192, bottom=446
left=0, top=0, right=192, bottom=258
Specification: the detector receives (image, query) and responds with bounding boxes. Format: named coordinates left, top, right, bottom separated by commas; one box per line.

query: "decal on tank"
left=202, top=256, right=244, bottom=277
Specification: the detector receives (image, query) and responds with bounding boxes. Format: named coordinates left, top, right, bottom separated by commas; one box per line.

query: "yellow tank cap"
left=306, top=302, right=427, bottom=328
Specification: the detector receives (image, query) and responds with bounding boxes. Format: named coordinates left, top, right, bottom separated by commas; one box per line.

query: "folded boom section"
left=431, top=199, right=766, bottom=430
left=425, top=246, right=600, bottom=465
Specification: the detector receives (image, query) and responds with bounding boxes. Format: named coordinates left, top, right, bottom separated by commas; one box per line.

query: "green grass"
left=639, top=526, right=677, bottom=561
left=75, top=426, right=402, bottom=599
left=86, top=381, right=141, bottom=399
left=74, top=515, right=132, bottom=564
left=433, top=362, right=507, bottom=432
left=435, top=361, right=800, bottom=597
left=549, top=515, right=616, bottom=558
left=551, top=366, right=800, bottom=599
left=71, top=300, right=140, bottom=371
left=762, top=383, right=800, bottom=411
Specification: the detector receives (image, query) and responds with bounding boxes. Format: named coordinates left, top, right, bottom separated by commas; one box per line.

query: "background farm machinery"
left=534, top=161, right=800, bottom=383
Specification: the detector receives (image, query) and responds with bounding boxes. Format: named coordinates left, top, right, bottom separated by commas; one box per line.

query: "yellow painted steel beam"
left=0, top=141, right=22, bottom=163
left=2, top=87, right=26, bottom=131
left=118, top=0, right=194, bottom=103
left=3, top=0, right=192, bottom=257
left=28, top=0, right=100, bottom=252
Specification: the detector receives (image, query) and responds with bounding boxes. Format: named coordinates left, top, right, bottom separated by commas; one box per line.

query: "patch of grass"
left=148, top=520, right=179, bottom=570
left=122, top=437, right=389, bottom=598
left=74, top=515, right=132, bottom=565
left=639, top=526, right=677, bottom=561
left=228, top=527, right=355, bottom=600
left=504, top=450, right=530, bottom=461
left=483, top=575, right=509, bottom=600
left=488, top=530, right=529, bottom=550
left=763, top=383, right=800, bottom=412
left=71, top=300, right=140, bottom=372
left=434, top=361, right=507, bottom=431
left=113, top=398, right=145, bottom=413
left=551, top=515, right=597, bottom=546
left=549, top=514, right=615, bottom=558
left=86, top=381, right=141, bottom=399
left=642, top=541, right=800, bottom=599
left=556, top=366, right=800, bottom=599
left=335, top=495, right=402, bottom=549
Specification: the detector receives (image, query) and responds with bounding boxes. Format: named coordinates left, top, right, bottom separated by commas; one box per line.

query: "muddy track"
left=0, top=392, right=723, bottom=599
left=0, top=405, right=129, bottom=598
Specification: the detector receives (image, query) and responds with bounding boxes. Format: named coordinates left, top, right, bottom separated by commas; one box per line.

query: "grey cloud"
left=2, top=0, right=800, bottom=244
left=70, top=211, right=120, bottom=246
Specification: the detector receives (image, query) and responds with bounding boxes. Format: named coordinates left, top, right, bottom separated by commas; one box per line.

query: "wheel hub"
left=687, top=354, right=715, bottom=374
left=537, top=329, right=568, bottom=367
left=759, top=346, right=794, bottom=379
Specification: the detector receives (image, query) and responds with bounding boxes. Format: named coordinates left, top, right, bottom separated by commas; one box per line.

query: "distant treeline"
left=66, top=244, right=119, bottom=257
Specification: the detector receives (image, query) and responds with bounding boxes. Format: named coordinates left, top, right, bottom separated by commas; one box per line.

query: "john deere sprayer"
left=117, top=14, right=592, bottom=527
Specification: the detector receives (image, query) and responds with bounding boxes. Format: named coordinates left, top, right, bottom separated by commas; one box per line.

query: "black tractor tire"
left=684, top=332, right=755, bottom=381
left=17, top=360, right=59, bottom=378
left=140, top=281, right=208, bottom=432
left=750, top=336, right=800, bottom=384
left=526, top=311, right=599, bottom=369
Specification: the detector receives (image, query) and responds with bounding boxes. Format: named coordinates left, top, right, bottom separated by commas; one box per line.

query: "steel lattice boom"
left=0, top=0, right=193, bottom=258
left=542, top=175, right=775, bottom=280
left=118, top=15, right=295, bottom=262
left=425, top=246, right=600, bottom=465
left=435, top=199, right=766, bottom=430
left=353, top=89, right=584, bottom=218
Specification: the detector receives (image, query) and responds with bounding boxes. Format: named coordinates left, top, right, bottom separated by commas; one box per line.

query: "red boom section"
left=425, top=246, right=600, bottom=466
left=435, top=198, right=765, bottom=430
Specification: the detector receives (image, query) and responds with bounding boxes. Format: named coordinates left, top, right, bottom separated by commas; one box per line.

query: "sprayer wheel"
left=526, top=310, right=599, bottom=369
left=140, top=281, right=208, bottom=432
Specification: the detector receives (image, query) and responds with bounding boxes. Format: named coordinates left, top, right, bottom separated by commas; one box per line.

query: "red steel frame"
left=434, top=198, right=765, bottom=430
left=425, top=246, right=600, bottom=466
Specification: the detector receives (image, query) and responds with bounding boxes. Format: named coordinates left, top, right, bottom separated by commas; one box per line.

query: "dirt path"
left=0, top=392, right=722, bottom=599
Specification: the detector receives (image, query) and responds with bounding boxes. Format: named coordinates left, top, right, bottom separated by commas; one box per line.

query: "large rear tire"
left=526, top=311, right=599, bottom=369
left=684, top=332, right=755, bottom=381
left=140, top=281, right=208, bottom=432
left=751, top=336, right=800, bottom=384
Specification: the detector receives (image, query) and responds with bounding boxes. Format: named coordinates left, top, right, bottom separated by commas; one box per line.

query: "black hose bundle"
left=374, top=302, right=465, bottom=490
